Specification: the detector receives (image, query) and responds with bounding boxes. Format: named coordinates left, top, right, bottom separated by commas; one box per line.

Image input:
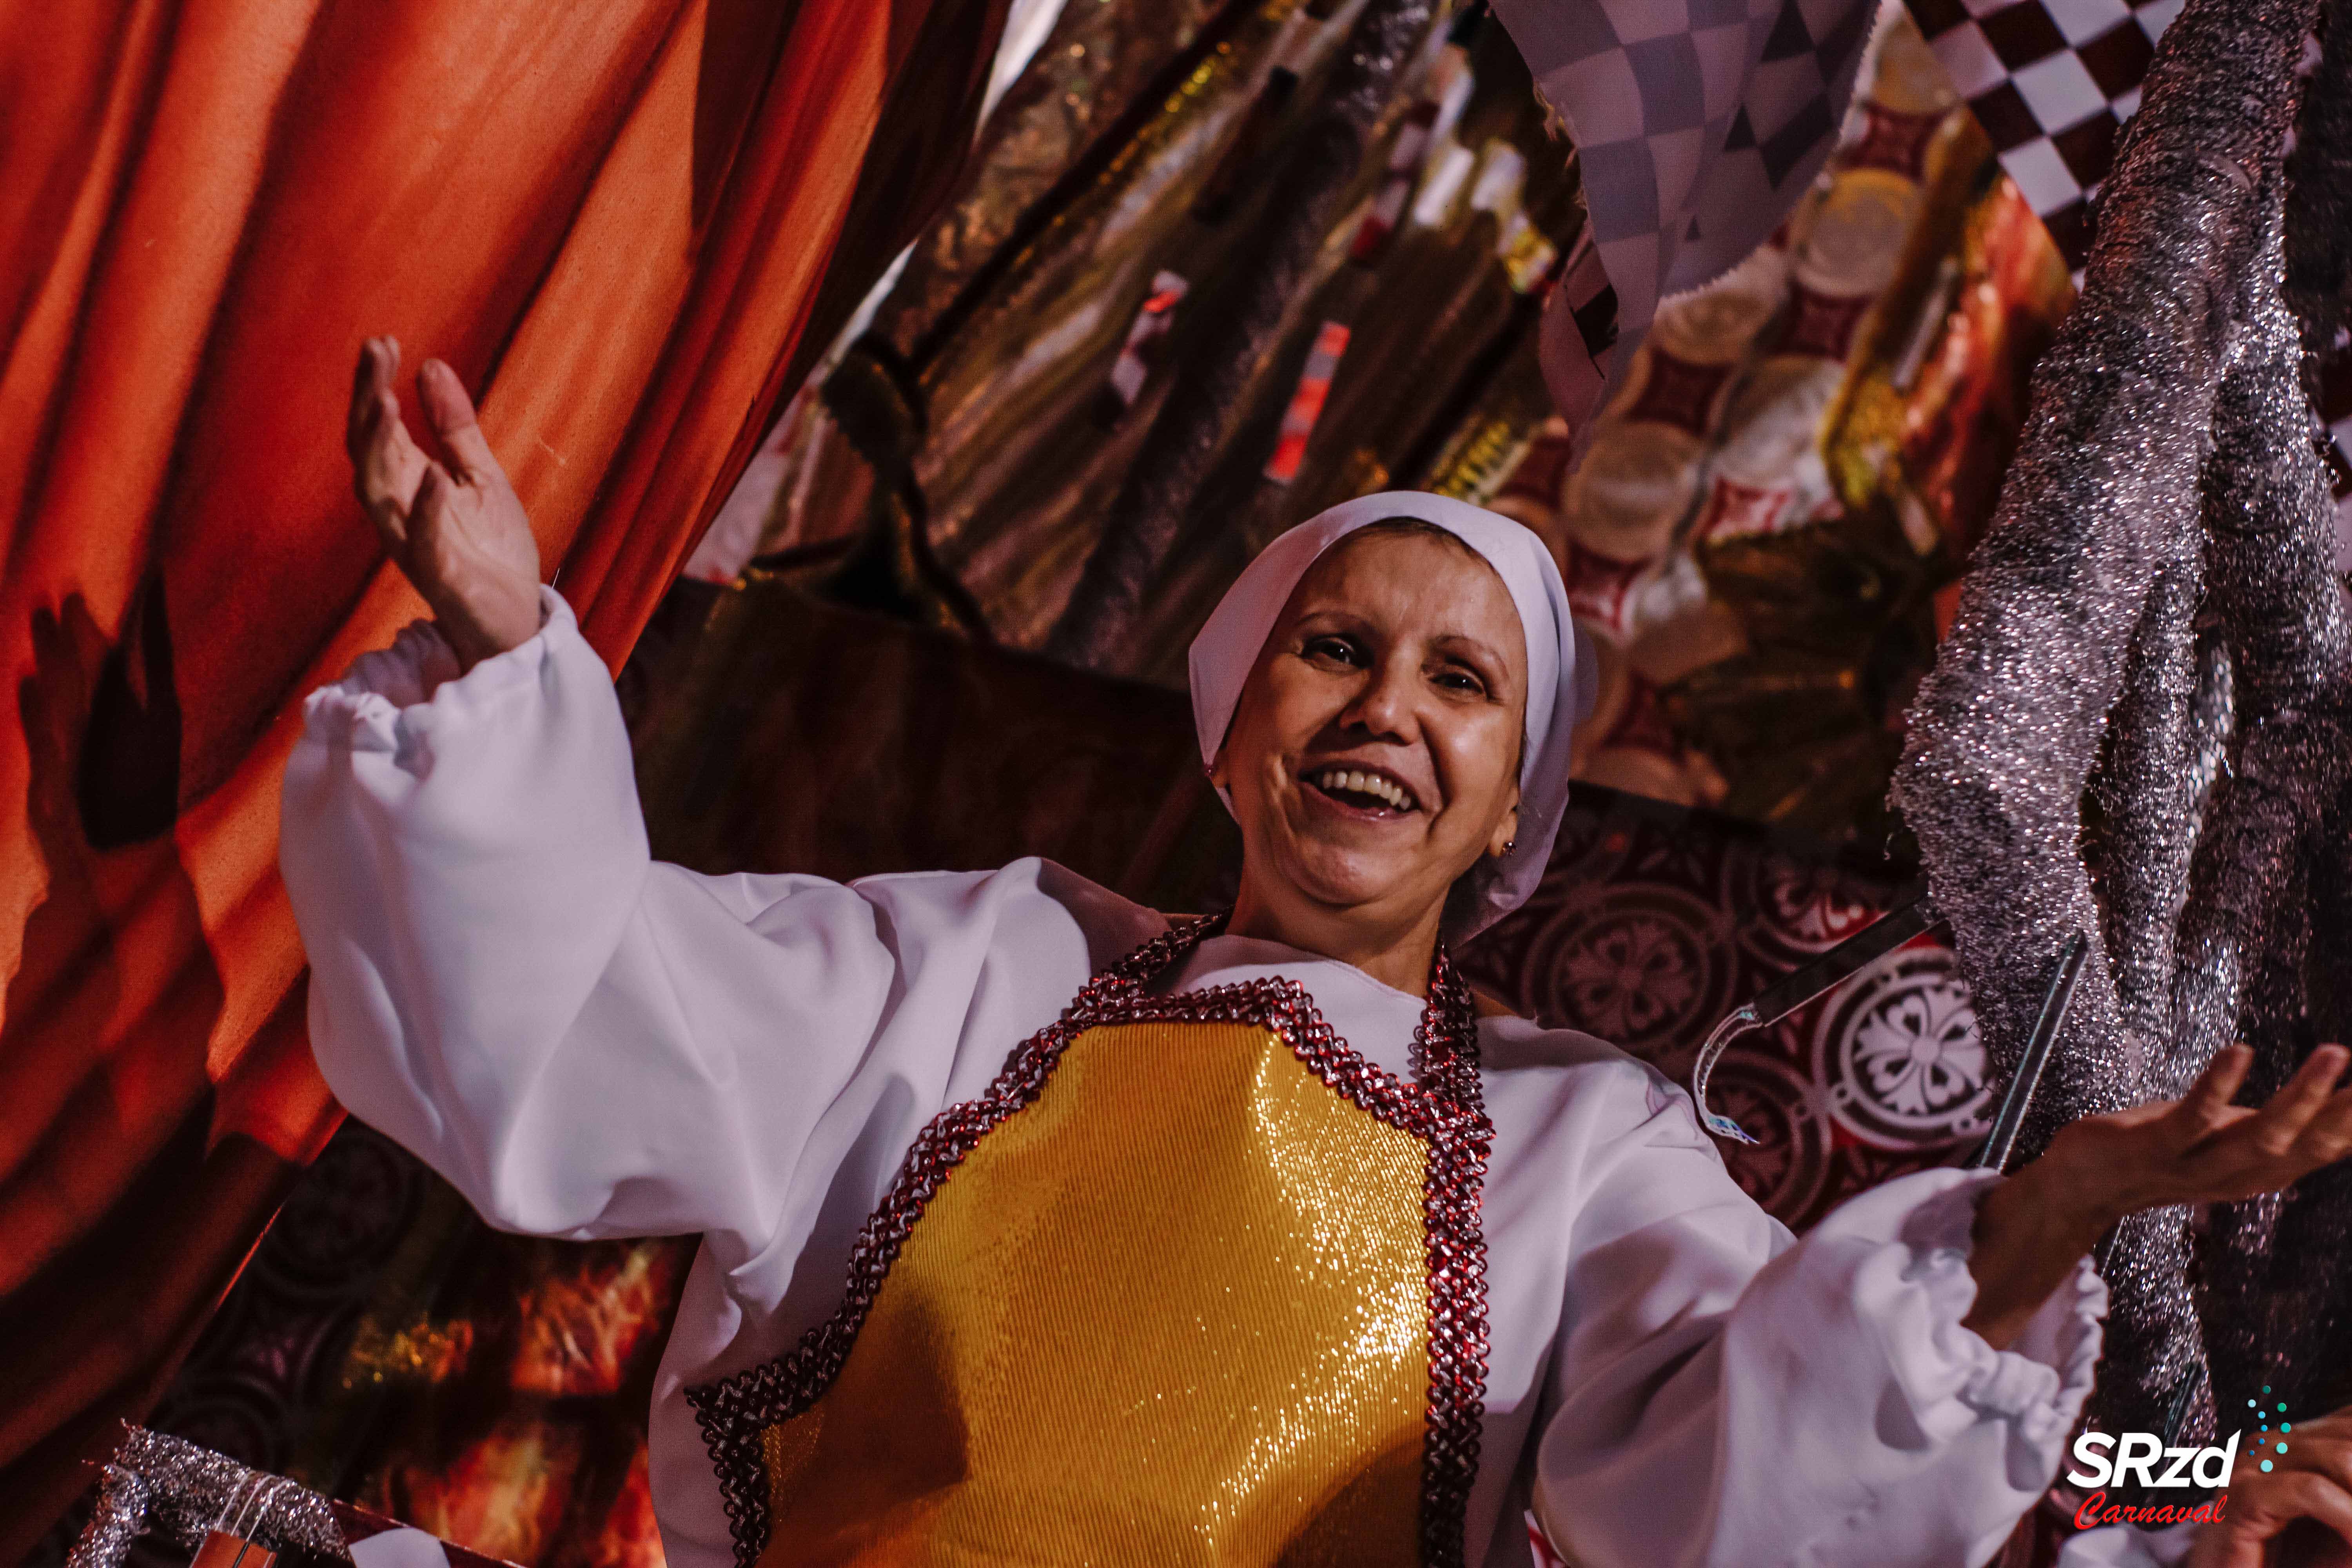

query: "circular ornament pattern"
left=1708, top=1053, right=1835, bottom=1225
left=254, top=1125, right=423, bottom=1299
left=1520, top=884, right=1732, bottom=1061
left=1811, top=943, right=1993, bottom=1148
left=1713, top=356, right=1846, bottom=481
left=1734, top=857, right=1884, bottom=967
left=1794, top=174, right=1920, bottom=296
left=1650, top=255, right=1786, bottom=364
left=1561, top=416, right=1705, bottom=562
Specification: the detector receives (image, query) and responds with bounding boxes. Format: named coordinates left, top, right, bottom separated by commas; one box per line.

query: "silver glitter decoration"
left=65, top=1428, right=353, bottom=1568
left=2284, top=0, right=2352, bottom=367
left=2183, top=630, right=2235, bottom=829
left=2092, top=521, right=2201, bottom=1072
left=2181, top=185, right=2352, bottom=1433
left=66, top=1466, right=151, bottom=1568
left=1892, top=0, right=2336, bottom=1442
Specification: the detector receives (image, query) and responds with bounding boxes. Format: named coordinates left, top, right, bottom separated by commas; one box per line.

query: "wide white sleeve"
left=280, top=590, right=1132, bottom=1263
left=1532, top=1067, right=2106, bottom=1568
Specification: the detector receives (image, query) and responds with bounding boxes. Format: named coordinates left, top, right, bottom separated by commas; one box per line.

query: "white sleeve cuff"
left=301, top=586, right=566, bottom=755
left=1712, top=1165, right=2111, bottom=1563
left=1857, top=1169, right=2107, bottom=1481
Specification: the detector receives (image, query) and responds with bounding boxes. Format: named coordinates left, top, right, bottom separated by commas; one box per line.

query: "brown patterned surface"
left=1465, top=788, right=1980, bottom=1234
left=866, top=0, right=1234, bottom=363
left=628, top=577, right=1238, bottom=907
left=727, top=9, right=1587, bottom=682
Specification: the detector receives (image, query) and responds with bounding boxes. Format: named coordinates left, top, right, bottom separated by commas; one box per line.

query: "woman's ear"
left=1487, top=792, right=1521, bottom=860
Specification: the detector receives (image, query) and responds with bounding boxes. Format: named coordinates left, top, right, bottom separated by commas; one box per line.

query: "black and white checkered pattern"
left=1905, top=0, right=2179, bottom=267
left=1537, top=226, right=1619, bottom=426
left=1494, top=0, right=1880, bottom=429
left=1494, top=0, right=2193, bottom=435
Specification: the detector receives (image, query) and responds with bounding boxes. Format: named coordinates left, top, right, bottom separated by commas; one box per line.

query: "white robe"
left=282, top=590, right=2169, bottom=1568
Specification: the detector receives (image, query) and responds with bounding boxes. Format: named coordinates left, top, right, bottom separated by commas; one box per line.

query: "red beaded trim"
left=684, top=914, right=1492, bottom=1568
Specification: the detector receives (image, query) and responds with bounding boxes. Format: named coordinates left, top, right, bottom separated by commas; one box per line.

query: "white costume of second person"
left=282, top=494, right=2167, bottom=1568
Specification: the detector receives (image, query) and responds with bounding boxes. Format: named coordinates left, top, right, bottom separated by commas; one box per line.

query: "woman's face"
left=1216, top=526, right=1527, bottom=935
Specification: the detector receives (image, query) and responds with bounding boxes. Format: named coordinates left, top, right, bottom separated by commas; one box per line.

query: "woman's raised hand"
left=2043, top=1042, right=2352, bottom=1219
left=346, top=338, right=543, bottom=671
left=1965, top=1042, right=2352, bottom=1352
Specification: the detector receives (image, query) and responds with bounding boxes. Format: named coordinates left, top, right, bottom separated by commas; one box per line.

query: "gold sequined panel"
left=755, top=1020, right=1432, bottom=1567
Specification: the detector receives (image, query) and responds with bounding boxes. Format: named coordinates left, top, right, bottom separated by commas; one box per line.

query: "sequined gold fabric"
left=753, top=1020, right=1432, bottom=1567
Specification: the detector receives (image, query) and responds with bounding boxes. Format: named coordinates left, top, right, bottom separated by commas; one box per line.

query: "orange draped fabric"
left=0, top=0, right=1003, bottom=1550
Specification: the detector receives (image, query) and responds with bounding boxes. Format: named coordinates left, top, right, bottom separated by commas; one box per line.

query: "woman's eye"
left=1434, top=668, right=1486, bottom=696
left=1303, top=636, right=1361, bottom=666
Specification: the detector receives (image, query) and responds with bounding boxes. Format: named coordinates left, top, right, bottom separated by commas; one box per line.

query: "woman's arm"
left=1530, top=1062, right=2105, bottom=1568
left=290, top=342, right=1145, bottom=1264
left=2185, top=1406, right=2352, bottom=1568
left=1531, top=1043, right=2352, bottom=1568
left=1965, top=1042, right=2352, bottom=1350
left=283, top=595, right=863, bottom=1251
left=284, top=589, right=1140, bottom=1259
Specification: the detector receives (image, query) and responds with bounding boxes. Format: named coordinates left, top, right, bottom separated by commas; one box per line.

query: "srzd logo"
left=2067, top=1430, right=2242, bottom=1490
left=2064, top=1390, right=2297, bottom=1531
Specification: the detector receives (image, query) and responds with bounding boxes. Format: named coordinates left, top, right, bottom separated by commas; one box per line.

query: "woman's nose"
left=1341, top=660, right=1417, bottom=740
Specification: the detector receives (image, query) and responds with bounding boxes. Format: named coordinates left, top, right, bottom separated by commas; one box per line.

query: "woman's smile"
left=1299, top=759, right=1424, bottom=818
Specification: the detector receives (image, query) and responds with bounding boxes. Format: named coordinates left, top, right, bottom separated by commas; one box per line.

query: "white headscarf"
left=1187, top=492, right=1597, bottom=941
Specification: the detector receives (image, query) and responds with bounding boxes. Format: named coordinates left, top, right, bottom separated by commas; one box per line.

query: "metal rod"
left=1968, top=931, right=2091, bottom=1172
left=1691, top=893, right=1944, bottom=1143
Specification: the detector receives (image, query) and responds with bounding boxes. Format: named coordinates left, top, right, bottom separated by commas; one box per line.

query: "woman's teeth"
left=1309, top=768, right=1415, bottom=811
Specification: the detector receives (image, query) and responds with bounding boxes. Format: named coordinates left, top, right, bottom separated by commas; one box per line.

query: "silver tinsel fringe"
left=65, top=1466, right=152, bottom=1568
left=2185, top=186, right=2352, bottom=1431
left=1892, top=0, right=2331, bottom=1441
left=65, top=1429, right=352, bottom=1568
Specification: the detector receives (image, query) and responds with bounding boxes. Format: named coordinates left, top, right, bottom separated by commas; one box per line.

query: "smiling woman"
left=1213, top=514, right=1536, bottom=993
left=281, top=358, right=2352, bottom=1568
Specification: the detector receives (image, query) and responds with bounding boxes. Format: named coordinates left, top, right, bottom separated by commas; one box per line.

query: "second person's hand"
left=346, top=337, right=543, bottom=671
left=2185, top=1406, right=2352, bottom=1568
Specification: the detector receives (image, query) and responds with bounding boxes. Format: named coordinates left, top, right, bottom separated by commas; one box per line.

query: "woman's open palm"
left=2049, top=1042, right=2352, bottom=1216
left=345, top=338, right=542, bottom=670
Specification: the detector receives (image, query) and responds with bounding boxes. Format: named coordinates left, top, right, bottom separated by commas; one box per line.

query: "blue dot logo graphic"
left=2247, top=1394, right=2294, bottom=1476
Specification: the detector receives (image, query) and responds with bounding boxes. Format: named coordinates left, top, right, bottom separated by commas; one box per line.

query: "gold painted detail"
left=754, top=1020, right=1432, bottom=1567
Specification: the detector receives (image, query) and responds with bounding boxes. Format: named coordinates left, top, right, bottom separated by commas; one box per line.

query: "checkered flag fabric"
left=1493, top=0, right=2193, bottom=439
left=1537, top=227, right=1619, bottom=431
left=1906, top=0, right=2180, bottom=269
left=1492, top=0, right=1881, bottom=432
